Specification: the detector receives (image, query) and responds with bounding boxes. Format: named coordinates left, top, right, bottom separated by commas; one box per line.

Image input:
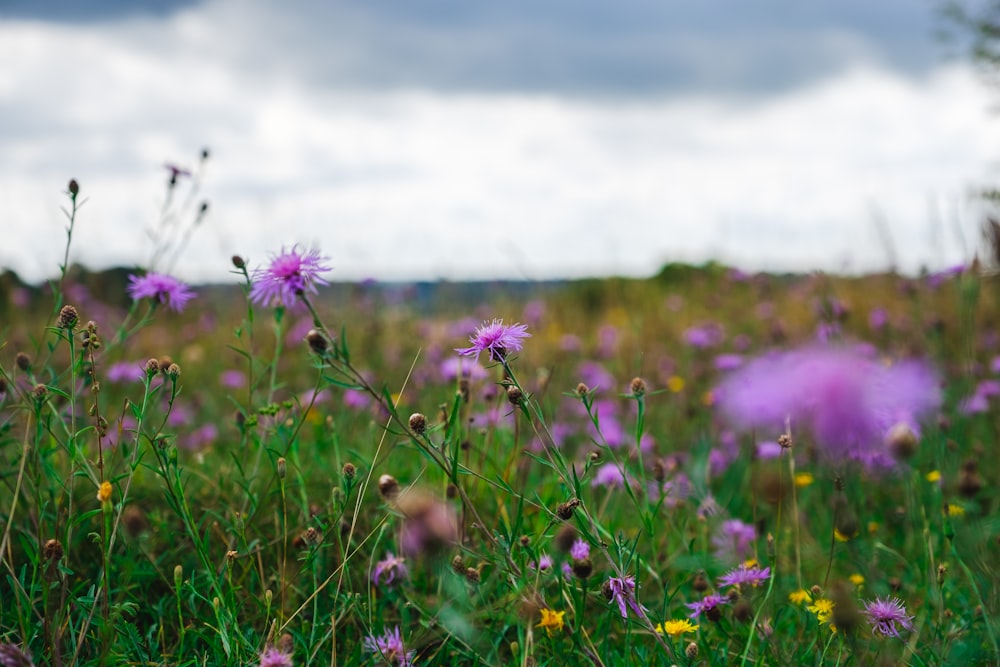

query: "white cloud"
left=1, top=7, right=998, bottom=284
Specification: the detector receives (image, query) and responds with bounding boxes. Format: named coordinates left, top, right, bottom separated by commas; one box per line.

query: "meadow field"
left=1, top=183, right=999, bottom=666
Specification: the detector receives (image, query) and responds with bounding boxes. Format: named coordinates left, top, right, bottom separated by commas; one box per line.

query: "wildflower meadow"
left=1, top=175, right=999, bottom=666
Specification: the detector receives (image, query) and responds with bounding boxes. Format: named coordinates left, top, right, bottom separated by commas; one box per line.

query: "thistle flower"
left=257, top=646, right=293, bottom=667
left=712, top=519, right=756, bottom=562
left=456, top=319, right=530, bottom=362
left=250, top=245, right=332, bottom=308
left=127, top=273, right=195, bottom=311
left=718, top=563, right=771, bottom=588
left=863, top=596, right=915, bottom=638
left=0, top=643, right=35, bottom=667
left=686, top=593, right=729, bottom=621
left=715, top=345, right=940, bottom=466
left=569, top=539, right=590, bottom=561
left=363, top=626, right=414, bottom=666
left=603, top=575, right=648, bottom=619
left=371, top=552, right=408, bottom=586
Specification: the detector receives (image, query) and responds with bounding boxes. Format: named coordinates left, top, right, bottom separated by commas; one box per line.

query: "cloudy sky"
left=2, top=0, right=998, bottom=284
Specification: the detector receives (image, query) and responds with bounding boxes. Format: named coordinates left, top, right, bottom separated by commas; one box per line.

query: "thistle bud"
left=506, top=385, right=524, bottom=406
left=378, top=474, right=400, bottom=500
left=231, top=255, right=246, bottom=269
left=15, top=352, right=30, bottom=372
left=629, top=377, right=647, bottom=397
left=68, top=179, right=79, bottom=196
left=342, top=462, right=356, bottom=480
left=408, top=413, right=427, bottom=435
left=306, top=329, right=328, bottom=355
left=56, top=305, right=79, bottom=330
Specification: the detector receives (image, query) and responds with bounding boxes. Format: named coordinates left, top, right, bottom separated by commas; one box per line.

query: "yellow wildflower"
left=97, top=481, right=112, bottom=503
left=655, top=619, right=699, bottom=638
left=788, top=589, right=812, bottom=605
left=667, top=376, right=685, bottom=393
left=867, top=521, right=879, bottom=535
left=946, top=503, right=965, bottom=517
left=925, top=470, right=942, bottom=483
left=794, top=472, right=814, bottom=487
left=537, top=608, right=566, bottom=636
left=848, top=574, right=864, bottom=587
left=807, top=598, right=835, bottom=624
left=833, top=528, right=856, bottom=542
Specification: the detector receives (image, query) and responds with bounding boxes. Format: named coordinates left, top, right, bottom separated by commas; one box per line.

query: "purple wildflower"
left=456, top=319, right=530, bottom=362
left=0, top=643, right=34, bottom=667
left=570, top=539, right=590, bottom=561
left=106, top=361, right=145, bottom=384
left=258, top=646, right=293, bottom=667
left=686, top=593, right=729, bottom=620
left=714, top=354, right=744, bottom=371
left=712, top=519, right=757, bottom=562
left=219, top=370, right=247, bottom=388
left=591, top=463, right=627, bottom=488
left=530, top=554, right=554, bottom=571
left=250, top=246, right=332, bottom=308
left=604, top=575, right=648, bottom=619
left=683, top=323, right=725, bottom=349
left=439, top=356, right=488, bottom=382
left=371, top=552, right=408, bottom=586
left=127, top=273, right=195, bottom=311
left=363, top=626, right=415, bottom=666
left=863, top=597, right=915, bottom=638
left=718, top=563, right=771, bottom=588
left=715, top=345, right=940, bottom=465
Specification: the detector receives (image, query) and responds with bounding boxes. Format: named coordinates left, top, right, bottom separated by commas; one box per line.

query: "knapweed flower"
left=127, top=273, right=195, bottom=311
left=537, top=608, right=566, bottom=636
left=371, top=552, right=408, bottom=586
left=258, top=646, right=293, bottom=667
left=863, top=597, right=915, bottom=638
left=0, top=643, right=35, bottom=667
left=718, top=563, right=771, bottom=588
left=603, top=575, right=649, bottom=619
left=686, top=593, right=729, bottom=621
left=250, top=245, right=332, bottom=308
left=715, top=345, right=940, bottom=467
left=712, top=519, right=756, bottom=562
left=363, top=626, right=414, bottom=666
left=569, top=539, right=590, bottom=561
left=655, top=618, right=699, bottom=638
left=456, top=319, right=530, bottom=362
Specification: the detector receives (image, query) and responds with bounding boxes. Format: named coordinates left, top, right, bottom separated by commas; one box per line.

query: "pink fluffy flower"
left=250, top=246, right=332, bottom=308
left=456, top=319, right=530, bottom=362
left=127, top=273, right=195, bottom=311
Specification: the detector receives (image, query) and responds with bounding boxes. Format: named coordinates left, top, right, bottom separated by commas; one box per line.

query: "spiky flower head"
left=363, top=626, right=414, bottom=666
left=127, top=273, right=196, bottom=312
left=250, top=245, right=332, bottom=308
left=655, top=618, right=699, bottom=637
left=863, top=596, right=915, bottom=638
left=718, top=563, right=771, bottom=588
left=257, top=645, right=293, bottom=667
left=456, top=319, right=530, bottom=362
left=686, top=593, right=729, bottom=621
left=371, top=552, right=408, bottom=587
left=602, top=575, right=648, bottom=619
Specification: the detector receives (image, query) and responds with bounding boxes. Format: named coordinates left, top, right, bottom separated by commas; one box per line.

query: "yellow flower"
left=743, top=558, right=759, bottom=569
left=97, top=481, right=112, bottom=503
left=537, top=608, right=566, bottom=636
left=833, top=528, right=855, bottom=542
left=848, top=573, right=864, bottom=587
left=925, top=470, right=942, bottom=483
left=667, top=376, right=685, bottom=393
left=946, top=503, right=965, bottom=517
left=867, top=521, right=879, bottom=535
left=807, top=598, right=835, bottom=624
left=788, top=589, right=812, bottom=605
left=794, top=472, right=814, bottom=487
left=655, top=619, right=699, bottom=637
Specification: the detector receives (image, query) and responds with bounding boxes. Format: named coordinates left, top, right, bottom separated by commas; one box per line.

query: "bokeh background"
left=2, top=0, right=998, bottom=284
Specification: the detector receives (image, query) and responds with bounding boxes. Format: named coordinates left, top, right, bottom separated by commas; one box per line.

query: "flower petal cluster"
left=371, top=552, right=408, bottom=587
left=456, top=319, right=530, bottom=362
left=718, top=563, right=771, bottom=588
left=863, top=597, right=915, bottom=638
left=537, top=608, right=566, bottom=636
left=363, top=626, right=414, bottom=666
left=715, top=345, right=940, bottom=465
left=127, top=273, right=195, bottom=311
left=686, top=593, right=728, bottom=620
left=258, top=646, right=293, bottom=667
left=250, top=246, right=332, bottom=308
left=604, top=575, right=648, bottom=619
left=655, top=618, right=699, bottom=637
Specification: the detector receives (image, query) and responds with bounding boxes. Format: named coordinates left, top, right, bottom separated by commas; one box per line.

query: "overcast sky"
left=2, top=0, right=998, bottom=284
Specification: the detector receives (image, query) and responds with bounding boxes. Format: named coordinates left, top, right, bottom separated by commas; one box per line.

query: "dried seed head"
left=378, top=474, right=400, bottom=500
left=685, top=642, right=699, bottom=659
left=15, top=352, right=30, bottom=372
left=31, top=384, right=48, bottom=403
left=226, top=550, right=239, bottom=561
left=506, top=385, right=524, bottom=406
left=777, top=433, right=792, bottom=449
left=305, top=329, right=328, bottom=355
left=556, top=498, right=581, bottom=521
left=458, top=378, right=470, bottom=402
left=464, top=567, right=481, bottom=584
left=56, top=305, right=79, bottom=330
left=408, top=412, right=427, bottom=435
left=451, top=554, right=465, bottom=574
left=43, top=538, right=63, bottom=562
left=157, top=356, right=174, bottom=373
left=630, top=377, right=647, bottom=396
left=277, top=633, right=294, bottom=654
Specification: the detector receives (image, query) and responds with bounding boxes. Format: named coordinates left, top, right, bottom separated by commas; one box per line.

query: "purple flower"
left=718, top=563, right=771, bottom=588
left=219, top=370, right=247, bottom=388
left=0, top=643, right=34, bottom=667
left=530, top=554, right=554, bottom=571
left=714, top=354, right=744, bottom=371
left=258, top=646, right=293, bottom=667
left=127, top=273, right=195, bottom=311
left=869, top=307, right=889, bottom=330
left=686, top=593, right=729, bottom=620
left=683, top=323, right=725, bottom=349
left=106, top=361, right=145, bottom=384
left=604, top=575, right=648, bottom=619
left=250, top=246, right=332, bottom=308
left=712, top=519, right=756, bottom=562
left=570, top=539, right=590, bottom=561
left=456, top=319, right=530, bottom=362
left=371, top=552, right=408, bottom=586
left=591, top=463, right=627, bottom=488
left=363, top=626, right=414, bottom=666
left=863, top=597, right=915, bottom=638
left=439, top=356, right=488, bottom=382
left=715, top=345, right=940, bottom=465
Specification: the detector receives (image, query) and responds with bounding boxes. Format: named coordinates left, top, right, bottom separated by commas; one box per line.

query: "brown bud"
left=629, top=377, right=647, bottom=396
left=56, top=305, right=79, bottom=330
left=342, top=462, right=356, bottom=480
left=378, top=474, right=400, bottom=500
left=576, top=382, right=589, bottom=397
left=571, top=558, right=593, bottom=579
left=556, top=498, right=581, bottom=520
left=408, top=412, right=427, bottom=435
left=306, top=329, right=328, bottom=355
left=506, top=385, right=524, bottom=406
left=231, top=255, right=246, bottom=269
left=693, top=570, right=709, bottom=593
left=68, top=179, right=79, bottom=196
left=145, top=358, right=160, bottom=375
left=43, top=538, right=63, bottom=562
left=15, top=352, right=30, bottom=372
left=554, top=524, right=578, bottom=553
